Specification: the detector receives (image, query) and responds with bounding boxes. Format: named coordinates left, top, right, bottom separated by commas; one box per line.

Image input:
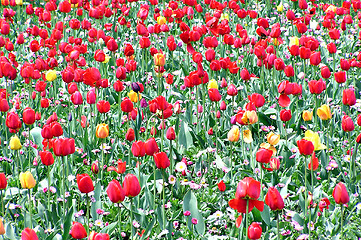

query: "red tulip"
left=332, top=182, right=349, bottom=204
left=40, top=151, right=54, bottom=166
left=288, top=45, right=299, bottom=56
left=217, top=180, right=226, bottom=192
left=6, top=111, right=21, bottom=133
left=70, top=222, right=87, bottom=239
left=21, top=228, right=38, bottom=240
left=265, top=186, right=284, bottom=211
left=357, top=114, right=361, bottom=126
left=228, top=177, right=264, bottom=214
left=340, top=59, right=350, bottom=71
left=23, top=107, right=35, bottom=125
left=53, top=138, right=75, bottom=156
left=256, top=148, right=273, bottom=164
left=0, top=173, right=7, bottom=190
left=297, top=139, right=314, bottom=155
left=308, top=79, right=326, bottom=94
left=51, top=122, right=63, bottom=137
left=208, top=88, right=221, bottom=102
left=342, top=89, right=356, bottom=106
left=248, top=222, right=262, bottom=240
left=321, top=66, right=331, bottom=79
left=107, top=159, right=126, bottom=174
left=166, top=127, right=176, bottom=140
left=0, top=98, right=9, bottom=112
left=83, top=67, right=101, bottom=87
left=327, top=42, right=337, bottom=54
left=121, top=97, right=133, bottom=113
left=123, top=173, right=141, bottom=197
left=76, top=173, right=94, bottom=194
left=310, top=51, right=321, bottom=66
left=227, top=84, right=238, bottom=96
left=71, top=91, right=83, bottom=105
left=334, top=71, right=346, bottom=83
left=89, top=232, right=110, bottom=240
left=284, top=65, right=294, bottom=77
left=97, top=100, right=110, bottom=113
left=131, top=141, right=145, bottom=157
left=144, top=138, right=159, bottom=156
left=125, top=128, right=135, bottom=142
left=341, top=115, right=354, bottom=132
left=59, top=1, right=71, bottom=13
left=106, top=180, right=125, bottom=203
left=153, top=152, right=170, bottom=169
left=308, top=152, right=319, bottom=171
left=279, top=109, right=291, bottom=122
left=106, top=38, right=118, bottom=52
left=94, top=49, right=105, bottom=62
left=124, top=44, right=134, bottom=56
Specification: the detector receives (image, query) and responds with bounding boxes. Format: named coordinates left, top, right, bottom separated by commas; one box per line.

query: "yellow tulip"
left=10, top=135, right=21, bottom=150
left=289, top=36, right=299, bottom=47
left=302, top=110, right=313, bottom=121
left=96, top=124, right=109, bottom=139
left=157, top=16, right=166, bottom=25
left=304, top=130, right=326, bottom=151
left=128, top=90, right=141, bottom=103
left=20, top=171, right=36, bottom=189
left=260, top=143, right=277, bottom=155
left=227, top=126, right=240, bottom=142
left=154, top=53, right=166, bottom=67
left=220, top=13, right=229, bottom=21
left=102, top=55, right=110, bottom=64
left=45, top=70, right=57, bottom=82
left=243, top=130, right=253, bottom=143
left=317, top=105, right=332, bottom=121
left=242, top=111, right=258, bottom=125
left=15, top=0, right=22, bottom=5
left=267, top=132, right=280, bottom=145
left=207, top=79, right=218, bottom=90
left=277, top=4, right=283, bottom=12
left=326, top=5, right=337, bottom=13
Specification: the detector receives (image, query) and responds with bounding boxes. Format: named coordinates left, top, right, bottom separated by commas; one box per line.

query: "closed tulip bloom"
left=256, top=148, right=273, bottom=163
left=70, top=222, right=87, bottom=239
left=317, top=105, right=332, bottom=120
left=302, top=110, right=313, bottom=121
left=207, top=79, right=218, bottom=89
left=20, top=171, right=36, bottom=189
left=144, top=138, right=159, bottom=156
left=166, top=127, right=176, bottom=140
left=310, top=51, right=321, bottom=66
left=125, top=128, right=135, bottom=142
left=76, top=174, right=94, bottom=194
left=321, top=66, right=331, bottom=79
left=96, top=124, right=109, bottom=138
left=342, top=89, right=356, bottom=106
left=333, top=182, right=349, bottom=204
left=297, top=139, right=314, bottom=155
left=131, top=141, right=145, bottom=157
left=106, top=180, right=125, bottom=203
left=6, top=112, right=22, bottom=133
left=308, top=79, right=326, bottom=94
left=327, top=42, right=337, bottom=54
left=342, top=115, right=354, bottom=132
left=39, top=151, right=54, bottom=166
left=154, top=53, right=165, bottom=66
left=208, top=88, right=222, bottom=101
left=121, top=97, right=133, bottom=113
left=267, top=132, right=280, bottom=145
left=0, top=173, right=7, bottom=190
left=10, top=135, right=22, bottom=150
left=248, top=222, right=262, bottom=239
left=123, top=173, right=141, bottom=197
left=86, top=90, right=96, bottom=104
left=0, top=98, right=9, bottom=112
left=308, top=152, right=319, bottom=171
left=227, top=84, right=238, bottom=96
left=71, top=91, right=83, bottom=105
left=128, top=90, right=140, bottom=103
left=53, top=138, right=75, bottom=156
left=21, top=228, right=38, bottom=240
left=45, top=70, right=57, bottom=82
left=96, top=100, right=110, bottom=113
left=284, top=65, right=294, bottom=77
left=89, top=232, right=110, bottom=240
left=218, top=180, right=226, bottom=192
left=270, top=157, right=280, bottom=170
left=0, top=218, right=4, bottom=235
left=22, top=107, right=35, bottom=125
left=153, top=152, right=170, bottom=169
left=228, top=126, right=240, bottom=142
left=280, top=109, right=292, bottom=122
left=265, top=187, right=284, bottom=211
left=334, top=71, right=346, bottom=83
left=357, top=114, right=361, bottom=126
left=304, top=130, right=326, bottom=151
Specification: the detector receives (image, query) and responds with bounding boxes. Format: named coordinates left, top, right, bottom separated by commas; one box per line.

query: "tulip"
left=21, top=228, right=38, bottom=240
left=297, top=139, right=314, bottom=155
left=226, top=126, right=239, bottom=142
left=208, top=88, right=222, bottom=102
left=45, top=70, right=56, bottom=82
left=0, top=173, right=7, bottom=190
left=154, top=53, right=165, bottom=66
left=308, top=79, right=326, bottom=94
left=96, top=100, right=110, bottom=113
left=144, top=138, right=159, bottom=156
left=310, top=51, right=321, bottom=66
left=107, top=159, right=126, bottom=174
left=53, top=138, right=75, bottom=156
left=207, top=79, right=218, bottom=89
left=70, top=222, right=87, bottom=239
left=341, top=115, right=354, bottom=132
left=265, top=186, right=284, bottom=211
left=342, top=89, right=356, bottom=106
left=317, top=105, right=332, bottom=120
left=125, top=128, right=135, bottom=142
left=248, top=93, right=265, bottom=108
left=89, top=232, right=110, bottom=240
left=123, top=174, right=141, bottom=197
left=166, top=127, right=176, bottom=140
left=267, top=132, right=280, bottom=145
left=23, top=107, right=35, bottom=125
left=106, top=180, right=125, bottom=203
left=121, top=97, right=133, bottom=112
left=308, top=152, right=319, bottom=171
left=333, top=182, right=349, bottom=204
left=302, top=110, right=313, bottom=121
left=71, top=91, right=83, bottom=105
left=6, top=112, right=21, bottom=133
left=248, top=222, right=262, bottom=240
left=131, top=141, right=146, bottom=157
left=39, top=151, right=54, bottom=166
left=280, top=109, right=291, bottom=122
left=270, top=157, right=280, bottom=170
left=356, top=133, right=361, bottom=144
left=304, top=130, right=326, bottom=151
left=0, top=98, right=9, bottom=112
left=128, top=90, right=141, bottom=103
left=0, top=218, right=4, bottom=235
left=91, top=162, right=99, bottom=175
left=20, top=171, right=36, bottom=189
left=218, top=180, right=226, bottom=192
left=10, top=135, right=22, bottom=150
left=243, top=129, right=253, bottom=143
left=256, top=148, right=273, bottom=164
left=96, top=124, right=109, bottom=139
left=153, top=152, right=170, bottom=169
left=334, top=71, right=346, bottom=83
left=76, top=174, right=94, bottom=194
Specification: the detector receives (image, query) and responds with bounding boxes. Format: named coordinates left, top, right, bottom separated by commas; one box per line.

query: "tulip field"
left=1, top=0, right=361, bottom=239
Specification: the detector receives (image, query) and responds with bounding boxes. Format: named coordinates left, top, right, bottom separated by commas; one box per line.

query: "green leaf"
left=100, top=222, right=117, bottom=234
left=62, top=206, right=74, bottom=240
left=141, top=217, right=156, bottom=240
left=30, top=127, right=43, bottom=147
left=261, top=205, right=271, bottom=226
left=178, top=121, right=193, bottom=149
left=91, top=183, right=102, bottom=220
left=5, top=223, right=15, bottom=239
left=183, top=190, right=205, bottom=235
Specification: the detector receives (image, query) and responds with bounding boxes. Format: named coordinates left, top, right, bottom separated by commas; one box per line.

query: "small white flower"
left=175, top=162, right=187, bottom=172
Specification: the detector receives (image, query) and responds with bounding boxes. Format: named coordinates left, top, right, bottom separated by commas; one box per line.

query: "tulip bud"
left=267, top=132, right=280, bottom=145
left=302, top=110, right=313, bottom=121
left=166, top=127, right=176, bottom=140
left=96, top=123, right=109, bottom=138
left=10, top=135, right=21, bottom=150
left=270, top=157, right=280, bottom=170
left=217, top=180, right=226, bottom=192
left=208, top=128, right=213, bottom=135
left=91, top=161, right=99, bottom=174
left=20, top=171, right=36, bottom=189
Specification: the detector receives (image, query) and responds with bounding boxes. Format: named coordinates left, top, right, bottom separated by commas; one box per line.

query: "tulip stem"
left=101, top=138, right=104, bottom=180
left=47, top=166, right=51, bottom=211
left=277, top=212, right=280, bottom=240
left=118, top=204, right=122, bottom=235
left=169, top=140, right=173, bottom=174
left=62, top=156, right=66, bottom=215
left=28, top=189, right=32, bottom=229
left=340, top=205, right=344, bottom=237
left=86, top=193, right=90, bottom=232
left=153, top=164, right=156, bottom=207
left=162, top=170, right=166, bottom=229
left=304, top=158, right=308, bottom=232
left=130, top=197, right=134, bottom=240
left=245, top=199, right=249, bottom=240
